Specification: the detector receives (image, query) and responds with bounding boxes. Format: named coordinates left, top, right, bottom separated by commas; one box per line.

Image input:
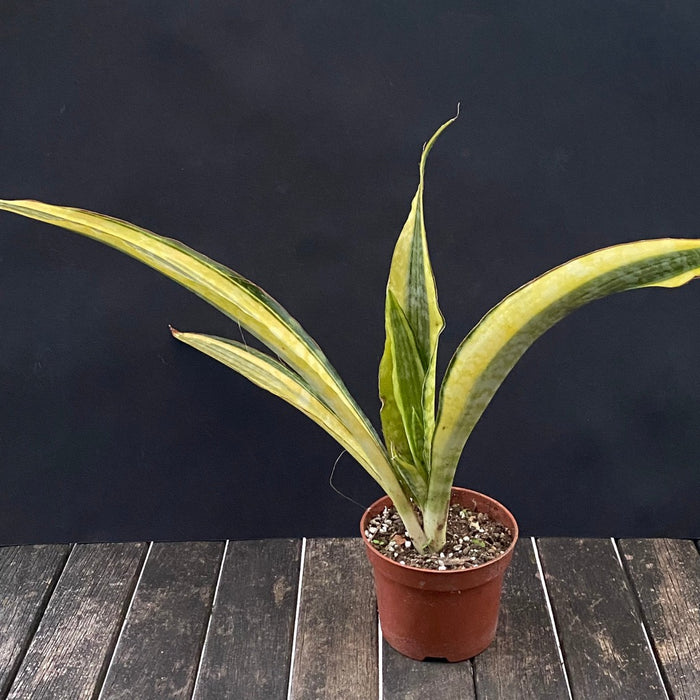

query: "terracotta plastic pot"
left=360, top=487, right=518, bottom=661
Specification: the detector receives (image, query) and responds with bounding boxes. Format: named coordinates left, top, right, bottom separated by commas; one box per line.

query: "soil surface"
left=365, top=504, right=514, bottom=570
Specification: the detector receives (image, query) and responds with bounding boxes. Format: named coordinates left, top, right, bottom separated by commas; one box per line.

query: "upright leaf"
left=379, top=115, right=455, bottom=480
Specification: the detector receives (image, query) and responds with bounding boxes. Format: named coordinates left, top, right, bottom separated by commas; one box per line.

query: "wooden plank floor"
left=0, top=538, right=697, bottom=699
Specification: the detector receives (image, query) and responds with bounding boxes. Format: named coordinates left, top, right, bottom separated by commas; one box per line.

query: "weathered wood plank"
left=99, top=541, right=224, bottom=699
left=289, top=538, right=378, bottom=700
left=473, top=538, right=570, bottom=699
left=620, top=538, right=700, bottom=700
left=0, top=544, right=71, bottom=696
left=193, top=539, right=301, bottom=700
left=382, top=641, right=475, bottom=700
left=537, top=538, right=665, bottom=699
left=6, top=542, right=146, bottom=700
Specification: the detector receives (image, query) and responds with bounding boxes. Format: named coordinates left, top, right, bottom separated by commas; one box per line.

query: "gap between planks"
left=531, top=537, right=573, bottom=700
left=0, top=543, right=74, bottom=696
left=286, top=536, right=307, bottom=700
left=95, top=542, right=154, bottom=700
left=611, top=538, right=669, bottom=700
left=190, top=539, right=230, bottom=699
left=536, top=537, right=674, bottom=700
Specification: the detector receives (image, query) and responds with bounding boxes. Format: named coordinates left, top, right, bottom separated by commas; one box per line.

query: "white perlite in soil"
left=365, top=504, right=513, bottom=570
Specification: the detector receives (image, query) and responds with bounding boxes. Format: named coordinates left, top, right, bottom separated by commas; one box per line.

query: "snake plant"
left=2, top=116, right=699, bottom=554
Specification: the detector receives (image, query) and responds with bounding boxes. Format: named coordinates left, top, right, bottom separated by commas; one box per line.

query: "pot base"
left=379, top=574, right=505, bottom=661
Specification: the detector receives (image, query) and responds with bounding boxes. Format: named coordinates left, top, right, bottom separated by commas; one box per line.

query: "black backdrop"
left=1, top=1, right=698, bottom=545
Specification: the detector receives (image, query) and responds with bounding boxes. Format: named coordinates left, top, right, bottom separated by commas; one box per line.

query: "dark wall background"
left=1, top=1, right=698, bottom=544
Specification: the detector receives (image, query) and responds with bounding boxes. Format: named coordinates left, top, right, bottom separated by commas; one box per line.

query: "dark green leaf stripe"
left=406, top=199, right=431, bottom=364
left=387, top=291, right=427, bottom=472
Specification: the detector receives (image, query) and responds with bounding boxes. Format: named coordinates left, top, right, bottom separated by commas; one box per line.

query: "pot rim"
left=360, top=486, right=519, bottom=575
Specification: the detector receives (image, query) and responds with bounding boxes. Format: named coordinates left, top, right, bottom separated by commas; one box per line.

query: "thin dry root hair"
left=328, top=450, right=368, bottom=511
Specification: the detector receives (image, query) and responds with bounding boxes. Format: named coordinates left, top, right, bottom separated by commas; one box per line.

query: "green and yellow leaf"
left=0, top=199, right=403, bottom=498
left=379, top=115, right=454, bottom=476
left=426, top=238, right=700, bottom=530
left=170, top=329, right=390, bottom=484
